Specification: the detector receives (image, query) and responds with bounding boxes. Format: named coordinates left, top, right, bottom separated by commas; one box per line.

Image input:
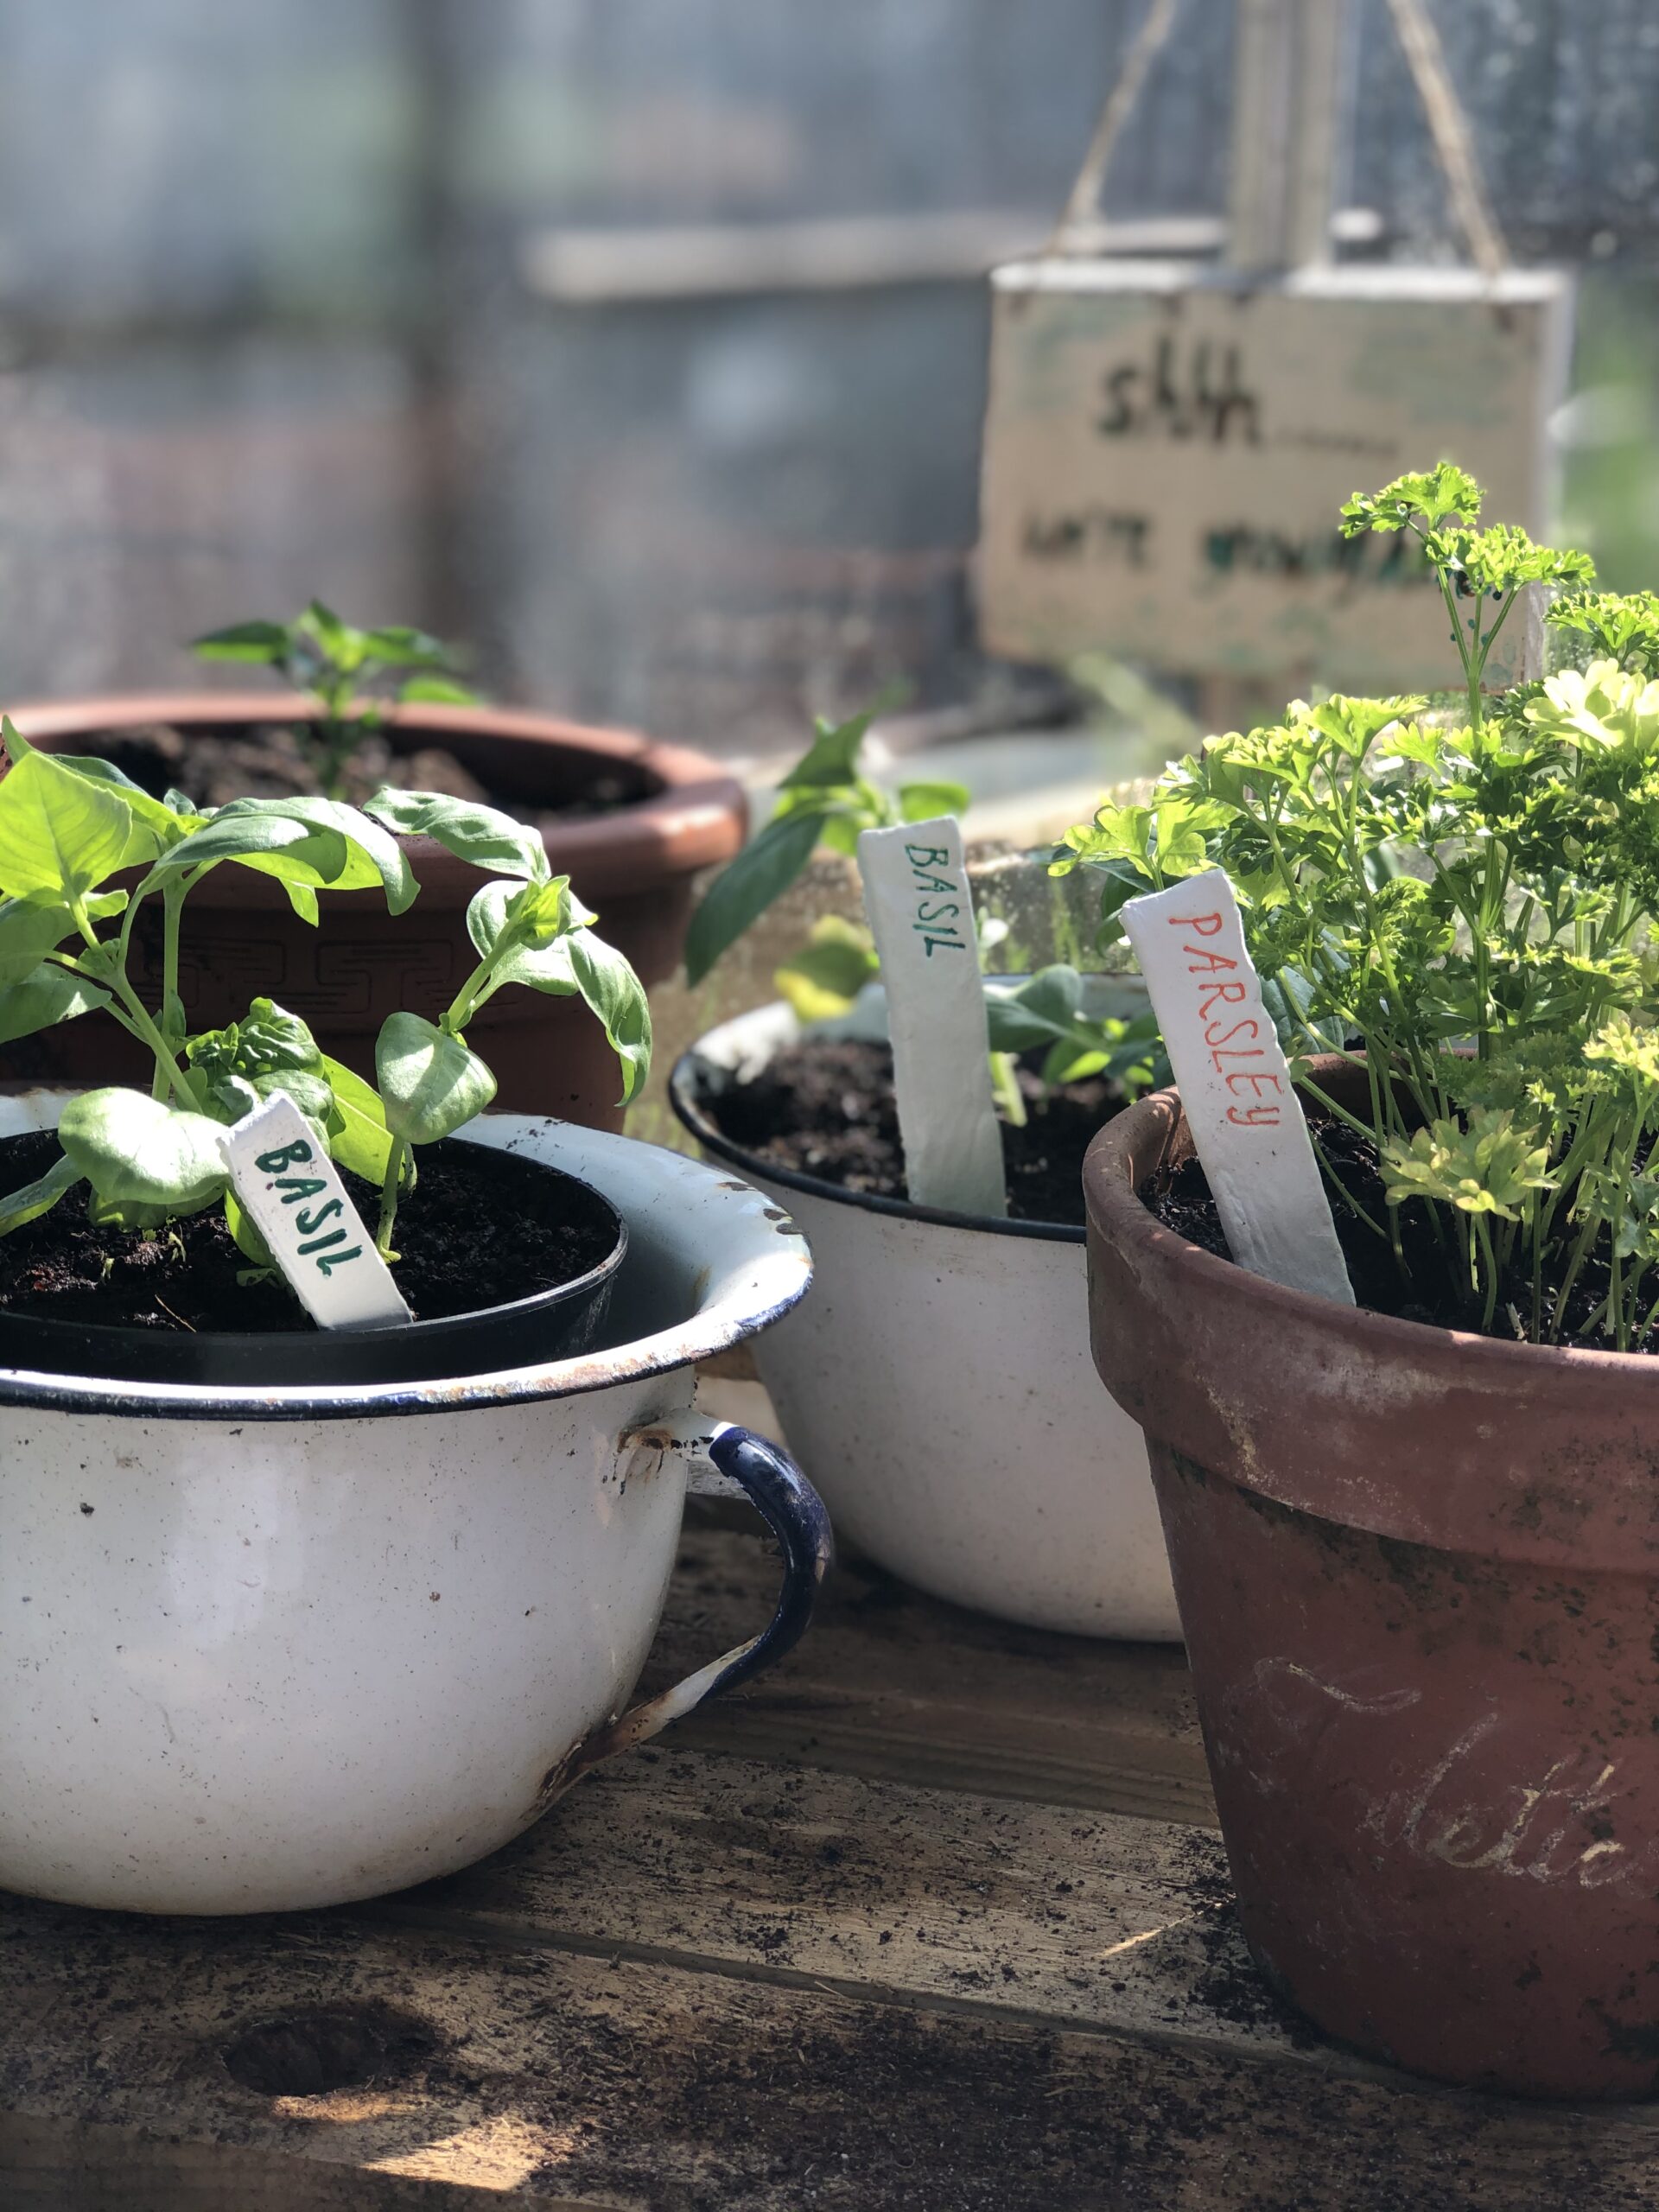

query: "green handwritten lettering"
left=256, top=1139, right=314, bottom=1174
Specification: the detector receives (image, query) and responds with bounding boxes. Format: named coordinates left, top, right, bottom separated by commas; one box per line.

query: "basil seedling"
left=193, top=602, right=476, bottom=802
left=0, top=735, right=650, bottom=1300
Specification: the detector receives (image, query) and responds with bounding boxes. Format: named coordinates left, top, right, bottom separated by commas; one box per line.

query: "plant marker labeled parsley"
left=1121, top=868, right=1354, bottom=1306
left=220, top=1093, right=410, bottom=1331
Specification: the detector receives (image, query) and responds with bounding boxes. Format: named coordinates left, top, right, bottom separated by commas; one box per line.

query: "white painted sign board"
left=858, top=817, right=1007, bottom=1219
left=1121, top=869, right=1353, bottom=1306
left=978, top=262, right=1573, bottom=690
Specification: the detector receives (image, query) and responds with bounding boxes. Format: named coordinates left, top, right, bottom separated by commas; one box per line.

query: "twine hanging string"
left=1043, top=0, right=1510, bottom=278
left=1043, top=0, right=1183, bottom=254
left=1382, top=0, right=1510, bottom=277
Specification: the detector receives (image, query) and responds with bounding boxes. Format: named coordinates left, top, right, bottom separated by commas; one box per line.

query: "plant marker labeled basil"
left=220, top=1092, right=410, bottom=1331
left=1121, top=868, right=1354, bottom=1306
left=856, top=817, right=1007, bottom=1219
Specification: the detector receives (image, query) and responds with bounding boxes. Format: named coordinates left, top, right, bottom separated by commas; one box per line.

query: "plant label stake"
left=857, top=817, right=1007, bottom=1219
left=221, top=1093, right=411, bottom=1331
left=1122, top=868, right=1354, bottom=1305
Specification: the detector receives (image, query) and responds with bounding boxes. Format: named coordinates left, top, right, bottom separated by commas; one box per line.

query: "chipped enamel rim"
left=670, top=989, right=1155, bottom=1246
left=0, top=1092, right=813, bottom=1421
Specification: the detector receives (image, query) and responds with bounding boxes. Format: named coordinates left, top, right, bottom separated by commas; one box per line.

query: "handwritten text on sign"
left=857, top=817, right=1007, bottom=1220
left=1121, top=870, right=1353, bottom=1305
left=221, top=1091, right=411, bottom=1331
left=978, top=264, right=1570, bottom=690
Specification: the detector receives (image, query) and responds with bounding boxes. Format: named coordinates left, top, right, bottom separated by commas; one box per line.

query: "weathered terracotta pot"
left=1, top=693, right=746, bottom=1126
left=1084, top=1059, right=1659, bottom=2101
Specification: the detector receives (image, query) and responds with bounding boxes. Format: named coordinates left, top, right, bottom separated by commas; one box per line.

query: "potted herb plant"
left=4, top=603, right=747, bottom=1125
left=1073, top=464, right=1659, bottom=2098
left=0, top=733, right=829, bottom=1914
left=672, top=711, right=1178, bottom=1638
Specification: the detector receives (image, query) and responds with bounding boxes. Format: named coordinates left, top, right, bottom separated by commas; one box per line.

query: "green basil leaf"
left=0, top=898, right=86, bottom=985
left=58, top=1088, right=231, bottom=1214
left=0, top=962, right=111, bottom=1043
left=464, top=877, right=585, bottom=975
left=366, top=786, right=549, bottom=884
left=154, top=798, right=419, bottom=913
left=48, top=753, right=203, bottom=852
left=376, top=1013, right=496, bottom=1145
left=225, top=1186, right=276, bottom=1271
left=683, top=809, right=825, bottom=986
left=300, top=600, right=362, bottom=670
left=898, top=779, right=971, bottom=824
left=397, top=674, right=477, bottom=705
left=0, top=741, right=137, bottom=900
left=566, top=931, right=652, bottom=1104
left=317, top=1053, right=393, bottom=1181
left=145, top=805, right=349, bottom=885
left=779, top=711, right=874, bottom=792
left=0, top=1150, right=82, bottom=1235
left=191, top=620, right=291, bottom=664
left=360, top=625, right=453, bottom=669
left=254, top=1069, right=334, bottom=1123
left=773, top=917, right=880, bottom=1023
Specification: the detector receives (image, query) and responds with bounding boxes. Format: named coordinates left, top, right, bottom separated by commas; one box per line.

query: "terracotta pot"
left=1084, top=1058, right=1659, bottom=2101
left=1, top=693, right=746, bottom=1126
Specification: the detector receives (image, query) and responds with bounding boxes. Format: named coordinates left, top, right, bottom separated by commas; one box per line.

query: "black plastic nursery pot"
left=0, top=1138, right=626, bottom=1389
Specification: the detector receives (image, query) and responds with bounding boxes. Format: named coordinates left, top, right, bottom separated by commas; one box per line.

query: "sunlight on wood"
left=367, top=2115, right=577, bottom=2190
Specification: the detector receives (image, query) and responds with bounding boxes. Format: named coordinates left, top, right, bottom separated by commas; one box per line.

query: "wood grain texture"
left=645, top=1513, right=1214, bottom=1825
left=370, top=1751, right=1284, bottom=2063
left=5, top=1866, right=1659, bottom=2212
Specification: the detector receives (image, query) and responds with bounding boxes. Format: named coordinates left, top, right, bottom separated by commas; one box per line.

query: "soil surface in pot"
left=0, top=1129, right=615, bottom=1334
left=74, top=721, right=645, bottom=830
left=702, top=1037, right=1125, bottom=1225
left=1148, top=1113, right=1649, bottom=1349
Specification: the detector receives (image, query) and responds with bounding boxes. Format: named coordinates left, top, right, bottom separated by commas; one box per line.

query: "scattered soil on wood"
left=68, top=719, right=643, bottom=828
left=0, top=1128, right=616, bottom=1335
left=1147, top=1111, right=1659, bottom=1351
left=702, top=1037, right=1127, bottom=1226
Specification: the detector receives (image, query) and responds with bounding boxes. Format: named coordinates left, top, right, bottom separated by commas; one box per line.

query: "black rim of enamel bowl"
left=0, top=1137, right=628, bottom=1388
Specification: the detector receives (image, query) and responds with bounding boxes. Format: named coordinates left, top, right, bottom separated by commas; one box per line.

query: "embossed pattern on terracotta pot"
left=0, top=1092, right=827, bottom=1916
left=1, top=693, right=747, bottom=1125
left=673, top=995, right=1178, bottom=1641
left=1084, top=1058, right=1659, bottom=2101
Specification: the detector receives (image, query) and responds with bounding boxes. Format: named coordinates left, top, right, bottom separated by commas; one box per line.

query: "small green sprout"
left=193, top=601, right=476, bottom=803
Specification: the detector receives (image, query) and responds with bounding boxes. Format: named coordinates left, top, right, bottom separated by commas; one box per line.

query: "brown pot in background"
left=1083, top=1059, right=1659, bottom=2101
left=3, top=694, right=746, bottom=1127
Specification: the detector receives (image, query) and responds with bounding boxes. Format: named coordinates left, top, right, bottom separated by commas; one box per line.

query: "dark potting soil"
left=0, top=1129, right=615, bottom=1336
left=702, top=1036, right=1125, bottom=1226
left=73, top=721, right=642, bottom=828
left=1147, top=1112, right=1656, bottom=1351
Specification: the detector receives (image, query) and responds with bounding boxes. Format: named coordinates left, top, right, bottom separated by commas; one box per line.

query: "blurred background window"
left=0, top=0, right=1654, bottom=755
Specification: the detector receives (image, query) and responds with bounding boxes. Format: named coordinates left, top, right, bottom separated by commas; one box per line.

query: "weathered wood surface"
left=645, top=1513, right=1214, bottom=1826
left=5, top=1515, right=1659, bottom=2209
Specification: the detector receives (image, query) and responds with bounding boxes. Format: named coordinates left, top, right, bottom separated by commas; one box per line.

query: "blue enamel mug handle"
left=535, top=1418, right=833, bottom=1805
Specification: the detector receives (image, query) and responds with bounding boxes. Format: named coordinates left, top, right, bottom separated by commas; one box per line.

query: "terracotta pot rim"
left=670, top=1026, right=1084, bottom=1245
left=4, top=690, right=747, bottom=886
left=1083, top=1063, right=1659, bottom=1389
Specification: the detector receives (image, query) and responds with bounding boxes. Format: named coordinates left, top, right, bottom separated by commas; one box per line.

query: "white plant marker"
left=220, top=1092, right=411, bottom=1331
left=857, top=817, right=1007, bottom=1219
left=1122, top=868, right=1354, bottom=1305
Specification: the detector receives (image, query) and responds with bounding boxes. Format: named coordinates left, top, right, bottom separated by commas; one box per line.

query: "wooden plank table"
left=4, top=1506, right=1659, bottom=2210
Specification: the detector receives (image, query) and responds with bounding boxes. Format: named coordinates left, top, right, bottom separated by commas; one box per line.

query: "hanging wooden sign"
left=977, top=262, right=1573, bottom=690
